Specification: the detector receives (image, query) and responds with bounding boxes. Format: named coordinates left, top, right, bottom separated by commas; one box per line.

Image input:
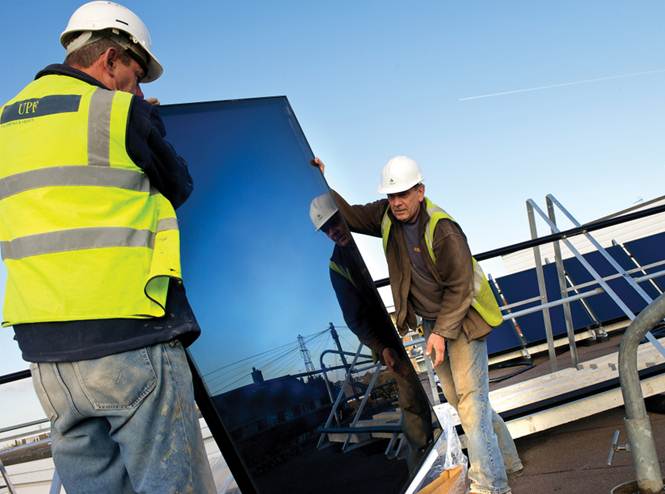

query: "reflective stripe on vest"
left=330, top=260, right=356, bottom=288
left=0, top=218, right=178, bottom=260
left=0, top=75, right=181, bottom=325
left=0, top=166, right=152, bottom=200
left=380, top=197, right=503, bottom=327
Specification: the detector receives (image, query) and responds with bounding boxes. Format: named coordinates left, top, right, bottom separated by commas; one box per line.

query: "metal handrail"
left=498, top=261, right=665, bottom=312
left=549, top=194, right=662, bottom=318
left=500, top=265, right=665, bottom=321
left=0, top=458, right=17, bottom=494
left=528, top=198, right=665, bottom=367
left=0, top=419, right=49, bottom=436
left=319, top=347, right=373, bottom=408
left=317, top=337, right=432, bottom=451
left=342, top=361, right=383, bottom=451
left=527, top=200, right=561, bottom=369
left=619, top=292, right=665, bottom=493
left=0, top=370, right=56, bottom=494
left=0, top=418, right=53, bottom=494
left=0, top=370, right=30, bottom=386
left=317, top=342, right=366, bottom=448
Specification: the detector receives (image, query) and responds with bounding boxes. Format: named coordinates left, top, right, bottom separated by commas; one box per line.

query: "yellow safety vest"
left=381, top=197, right=503, bottom=327
left=329, top=260, right=356, bottom=288
left=0, top=74, right=181, bottom=325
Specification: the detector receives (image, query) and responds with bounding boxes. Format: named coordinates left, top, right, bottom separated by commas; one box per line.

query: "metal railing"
left=316, top=338, right=435, bottom=454
left=527, top=195, right=665, bottom=371
left=0, top=374, right=61, bottom=494
left=317, top=342, right=376, bottom=449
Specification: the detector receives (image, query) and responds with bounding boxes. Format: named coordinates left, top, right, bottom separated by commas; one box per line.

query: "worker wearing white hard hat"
left=0, top=2, right=215, bottom=492
left=377, top=155, right=424, bottom=194
left=309, top=192, right=339, bottom=231
left=310, top=192, right=352, bottom=247
left=61, top=0, right=163, bottom=83
left=312, top=156, right=523, bottom=494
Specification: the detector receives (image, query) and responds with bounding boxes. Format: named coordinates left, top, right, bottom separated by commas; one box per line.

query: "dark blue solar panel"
left=486, top=236, right=665, bottom=357
left=486, top=281, right=524, bottom=355
left=624, top=231, right=665, bottom=293
left=542, top=262, right=596, bottom=332
left=563, top=246, right=650, bottom=322
left=490, top=262, right=593, bottom=354
left=158, top=97, right=438, bottom=493
left=491, top=269, right=554, bottom=346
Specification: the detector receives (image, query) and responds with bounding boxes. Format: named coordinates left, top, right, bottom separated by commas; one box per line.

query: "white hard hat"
left=377, top=155, right=424, bottom=194
left=61, top=1, right=163, bottom=83
left=309, top=193, right=339, bottom=230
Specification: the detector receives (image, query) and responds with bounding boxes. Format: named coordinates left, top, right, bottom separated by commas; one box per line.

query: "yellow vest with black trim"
left=381, top=197, right=503, bottom=327
left=0, top=74, right=181, bottom=326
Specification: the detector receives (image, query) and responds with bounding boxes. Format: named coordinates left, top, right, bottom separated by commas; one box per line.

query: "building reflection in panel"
left=159, top=97, right=441, bottom=494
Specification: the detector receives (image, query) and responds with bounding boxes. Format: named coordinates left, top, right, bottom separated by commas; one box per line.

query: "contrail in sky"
left=459, top=68, right=665, bottom=101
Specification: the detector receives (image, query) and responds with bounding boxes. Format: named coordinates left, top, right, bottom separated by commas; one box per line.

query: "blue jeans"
left=30, top=341, right=216, bottom=494
left=423, top=320, right=521, bottom=494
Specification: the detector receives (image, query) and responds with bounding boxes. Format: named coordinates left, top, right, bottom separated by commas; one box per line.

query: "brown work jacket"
left=331, top=191, right=492, bottom=342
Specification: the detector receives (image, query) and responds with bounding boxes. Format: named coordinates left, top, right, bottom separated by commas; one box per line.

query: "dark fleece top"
left=329, top=243, right=399, bottom=355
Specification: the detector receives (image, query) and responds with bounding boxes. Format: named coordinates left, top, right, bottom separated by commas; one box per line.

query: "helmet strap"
left=64, top=31, right=96, bottom=55
left=64, top=29, right=149, bottom=75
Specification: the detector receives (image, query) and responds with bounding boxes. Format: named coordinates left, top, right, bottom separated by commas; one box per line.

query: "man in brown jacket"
left=314, top=156, right=522, bottom=494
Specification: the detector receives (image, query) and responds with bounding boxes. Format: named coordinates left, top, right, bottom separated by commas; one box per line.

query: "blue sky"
left=2, top=1, right=665, bottom=425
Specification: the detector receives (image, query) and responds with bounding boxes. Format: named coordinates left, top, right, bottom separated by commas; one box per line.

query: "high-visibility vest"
left=0, top=74, right=181, bottom=325
left=329, top=260, right=356, bottom=288
left=381, top=197, right=503, bottom=327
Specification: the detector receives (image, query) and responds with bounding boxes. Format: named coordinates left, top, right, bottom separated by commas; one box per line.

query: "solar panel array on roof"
left=486, top=232, right=665, bottom=356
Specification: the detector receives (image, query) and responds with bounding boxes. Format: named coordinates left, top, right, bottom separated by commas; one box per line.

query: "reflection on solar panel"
left=160, top=97, right=441, bottom=494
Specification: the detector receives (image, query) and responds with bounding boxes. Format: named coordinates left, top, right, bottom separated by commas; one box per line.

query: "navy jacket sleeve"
left=126, top=98, right=193, bottom=209
left=330, top=266, right=386, bottom=355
